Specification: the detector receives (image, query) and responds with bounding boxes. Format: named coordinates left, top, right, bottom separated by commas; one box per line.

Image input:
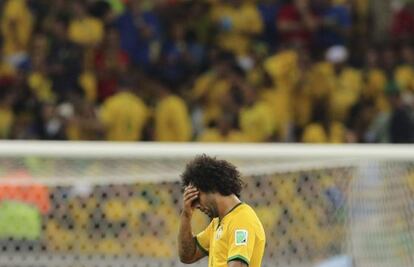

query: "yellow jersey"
left=196, top=203, right=266, bottom=267
left=100, top=92, right=148, bottom=141
left=154, top=95, right=192, bottom=142
left=68, top=17, right=104, bottom=47
left=0, top=107, right=13, bottom=138
left=239, top=102, right=275, bottom=142
left=1, top=0, right=33, bottom=56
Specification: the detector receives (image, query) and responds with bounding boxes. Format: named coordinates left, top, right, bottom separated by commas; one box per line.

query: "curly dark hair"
left=181, top=154, right=244, bottom=197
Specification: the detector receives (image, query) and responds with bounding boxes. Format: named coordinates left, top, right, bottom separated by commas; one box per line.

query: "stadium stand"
left=0, top=0, right=414, bottom=143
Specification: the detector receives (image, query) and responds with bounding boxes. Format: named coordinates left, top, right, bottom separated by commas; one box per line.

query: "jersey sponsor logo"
left=235, top=229, right=248, bottom=246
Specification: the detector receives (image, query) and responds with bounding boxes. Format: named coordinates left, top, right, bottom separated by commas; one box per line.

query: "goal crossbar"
left=0, top=141, right=413, bottom=160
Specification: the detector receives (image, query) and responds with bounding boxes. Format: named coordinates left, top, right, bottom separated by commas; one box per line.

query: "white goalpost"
left=0, top=141, right=413, bottom=267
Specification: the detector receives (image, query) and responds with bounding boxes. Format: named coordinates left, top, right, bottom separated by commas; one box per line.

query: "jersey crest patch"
left=235, top=229, right=248, bottom=246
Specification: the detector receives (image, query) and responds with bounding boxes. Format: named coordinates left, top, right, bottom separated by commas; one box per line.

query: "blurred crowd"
left=1, top=0, right=414, bottom=143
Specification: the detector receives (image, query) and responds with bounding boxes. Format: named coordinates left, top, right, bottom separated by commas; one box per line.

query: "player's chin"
left=201, top=209, right=213, bottom=217
left=201, top=210, right=209, bottom=216
left=205, top=210, right=215, bottom=218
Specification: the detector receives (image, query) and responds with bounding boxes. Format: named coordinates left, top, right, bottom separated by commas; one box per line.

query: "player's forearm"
left=178, top=213, right=197, bottom=263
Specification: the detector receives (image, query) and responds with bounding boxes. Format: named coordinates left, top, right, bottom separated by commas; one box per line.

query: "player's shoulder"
left=230, top=203, right=260, bottom=223
left=227, top=203, right=266, bottom=237
left=238, top=202, right=256, bottom=213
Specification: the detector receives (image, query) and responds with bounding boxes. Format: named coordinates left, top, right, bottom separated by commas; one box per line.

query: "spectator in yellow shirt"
left=362, top=48, right=389, bottom=112
left=154, top=86, right=192, bottom=142
left=190, top=51, right=234, bottom=127
left=0, top=90, right=14, bottom=139
left=325, top=46, right=363, bottom=122
left=239, top=87, right=275, bottom=142
left=198, top=114, right=248, bottom=143
left=258, top=74, right=293, bottom=140
left=68, top=1, right=104, bottom=47
left=263, top=49, right=300, bottom=89
left=302, top=121, right=345, bottom=143
left=99, top=81, right=148, bottom=141
left=394, top=44, right=414, bottom=91
left=210, top=0, right=263, bottom=55
left=1, top=0, right=33, bottom=67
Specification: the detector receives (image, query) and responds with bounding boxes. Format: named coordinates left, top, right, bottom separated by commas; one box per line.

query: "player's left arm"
left=227, top=222, right=256, bottom=266
left=228, top=260, right=248, bottom=267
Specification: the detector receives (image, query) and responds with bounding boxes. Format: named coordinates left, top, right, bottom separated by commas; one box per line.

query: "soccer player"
left=178, top=155, right=266, bottom=267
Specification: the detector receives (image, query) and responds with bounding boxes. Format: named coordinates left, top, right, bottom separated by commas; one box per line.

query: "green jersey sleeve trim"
left=194, top=236, right=209, bottom=255
left=227, top=254, right=250, bottom=265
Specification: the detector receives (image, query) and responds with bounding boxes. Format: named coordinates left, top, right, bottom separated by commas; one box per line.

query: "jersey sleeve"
left=195, top=220, right=214, bottom=255
left=227, top=219, right=256, bottom=265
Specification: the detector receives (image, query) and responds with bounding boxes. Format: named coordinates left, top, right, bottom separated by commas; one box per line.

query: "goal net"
left=0, top=141, right=413, bottom=267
